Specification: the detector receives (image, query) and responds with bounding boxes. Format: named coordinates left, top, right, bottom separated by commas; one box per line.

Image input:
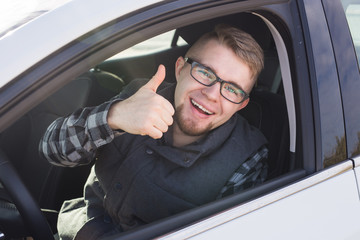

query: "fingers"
left=142, top=104, right=174, bottom=139
left=107, top=64, right=175, bottom=139
left=143, top=64, right=166, bottom=92
left=161, top=98, right=175, bottom=117
left=153, top=118, right=170, bottom=135
left=137, top=114, right=170, bottom=140
left=147, top=128, right=164, bottom=139
left=139, top=64, right=174, bottom=139
left=161, top=108, right=174, bottom=126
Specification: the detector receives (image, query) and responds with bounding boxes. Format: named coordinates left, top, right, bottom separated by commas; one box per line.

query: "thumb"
left=144, top=64, right=166, bottom=92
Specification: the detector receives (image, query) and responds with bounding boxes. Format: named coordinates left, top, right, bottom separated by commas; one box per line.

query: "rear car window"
left=342, top=0, right=360, bottom=67
left=109, top=30, right=187, bottom=60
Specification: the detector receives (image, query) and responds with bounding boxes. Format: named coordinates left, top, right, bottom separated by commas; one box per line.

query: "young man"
left=40, top=25, right=268, bottom=239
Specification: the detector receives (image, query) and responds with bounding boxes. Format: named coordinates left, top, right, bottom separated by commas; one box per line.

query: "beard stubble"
left=174, top=103, right=213, bottom=137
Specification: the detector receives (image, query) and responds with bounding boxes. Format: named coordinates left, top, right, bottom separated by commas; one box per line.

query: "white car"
left=0, top=0, right=360, bottom=239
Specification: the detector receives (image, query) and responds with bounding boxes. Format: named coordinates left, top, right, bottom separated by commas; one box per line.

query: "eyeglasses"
left=184, top=57, right=249, bottom=104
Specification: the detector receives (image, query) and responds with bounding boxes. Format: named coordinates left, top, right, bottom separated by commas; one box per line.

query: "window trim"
left=254, top=13, right=296, bottom=153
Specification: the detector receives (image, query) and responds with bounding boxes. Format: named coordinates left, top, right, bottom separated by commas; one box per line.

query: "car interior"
left=0, top=11, right=299, bottom=239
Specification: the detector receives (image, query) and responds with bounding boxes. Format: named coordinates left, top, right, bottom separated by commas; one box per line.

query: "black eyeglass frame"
left=184, top=57, right=249, bottom=104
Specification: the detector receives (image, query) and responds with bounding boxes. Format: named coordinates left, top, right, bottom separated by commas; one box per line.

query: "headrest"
left=176, top=12, right=272, bottom=51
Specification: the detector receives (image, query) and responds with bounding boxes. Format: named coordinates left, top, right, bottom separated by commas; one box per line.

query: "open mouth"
left=191, top=99, right=214, bottom=115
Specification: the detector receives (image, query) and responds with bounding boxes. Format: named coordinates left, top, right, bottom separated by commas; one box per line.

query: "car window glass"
left=109, top=30, right=188, bottom=60
left=342, top=0, right=360, bottom=67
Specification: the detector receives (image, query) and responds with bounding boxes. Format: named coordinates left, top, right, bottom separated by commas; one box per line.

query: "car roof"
left=0, top=0, right=161, bottom=89
left=0, top=0, right=72, bottom=38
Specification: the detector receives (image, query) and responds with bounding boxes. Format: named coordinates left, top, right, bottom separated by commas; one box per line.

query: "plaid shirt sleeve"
left=39, top=100, right=119, bottom=167
left=217, top=145, right=268, bottom=199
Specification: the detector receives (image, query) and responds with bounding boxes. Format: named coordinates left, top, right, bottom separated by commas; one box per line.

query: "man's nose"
left=201, top=82, right=220, bottom=102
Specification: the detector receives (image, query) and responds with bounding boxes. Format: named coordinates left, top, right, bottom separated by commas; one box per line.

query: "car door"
left=1, top=0, right=360, bottom=239
left=153, top=0, right=360, bottom=239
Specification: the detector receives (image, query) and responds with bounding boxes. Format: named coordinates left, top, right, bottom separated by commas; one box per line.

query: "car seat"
left=37, top=69, right=125, bottom=210
left=0, top=69, right=125, bottom=236
left=239, top=89, right=290, bottom=179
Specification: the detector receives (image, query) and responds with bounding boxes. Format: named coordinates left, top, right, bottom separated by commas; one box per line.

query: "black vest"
left=57, top=83, right=267, bottom=238
left=93, top=112, right=266, bottom=230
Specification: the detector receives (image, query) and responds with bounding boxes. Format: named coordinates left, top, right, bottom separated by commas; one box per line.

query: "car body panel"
left=159, top=161, right=360, bottom=239
left=354, top=156, right=360, bottom=198
left=0, top=0, right=161, bottom=88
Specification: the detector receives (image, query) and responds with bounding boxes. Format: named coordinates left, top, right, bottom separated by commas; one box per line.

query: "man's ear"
left=236, top=98, right=249, bottom=111
left=175, top=57, right=185, bottom=81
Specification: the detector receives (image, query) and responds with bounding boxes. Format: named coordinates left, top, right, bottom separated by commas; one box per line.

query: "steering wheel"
left=0, top=149, right=54, bottom=240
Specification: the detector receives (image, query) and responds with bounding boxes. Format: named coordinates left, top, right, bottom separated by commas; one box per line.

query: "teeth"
left=191, top=99, right=214, bottom=115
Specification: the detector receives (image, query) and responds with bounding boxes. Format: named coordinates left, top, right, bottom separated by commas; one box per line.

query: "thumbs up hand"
left=107, top=65, right=175, bottom=139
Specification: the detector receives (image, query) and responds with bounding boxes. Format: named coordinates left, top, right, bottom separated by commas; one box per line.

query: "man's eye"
left=224, top=84, right=239, bottom=95
left=198, top=69, right=213, bottom=79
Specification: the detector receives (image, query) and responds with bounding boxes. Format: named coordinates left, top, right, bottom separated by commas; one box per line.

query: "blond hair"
left=187, top=24, right=264, bottom=82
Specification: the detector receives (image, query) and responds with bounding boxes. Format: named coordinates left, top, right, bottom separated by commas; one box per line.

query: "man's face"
left=173, top=39, right=253, bottom=136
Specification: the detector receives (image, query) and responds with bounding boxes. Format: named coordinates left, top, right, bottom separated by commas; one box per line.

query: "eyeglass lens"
left=191, top=63, right=246, bottom=103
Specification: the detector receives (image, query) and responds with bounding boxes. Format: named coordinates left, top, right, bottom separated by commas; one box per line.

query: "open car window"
left=5, top=10, right=295, bottom=235
left=0, top=4, right=297, bottom=238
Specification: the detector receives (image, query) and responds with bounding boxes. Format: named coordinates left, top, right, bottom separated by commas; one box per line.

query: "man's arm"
left=217, top=145, right=268, bottom=198
left=39, top=101, right=117, bottom=167
left=39, top=65, right=174, bottom=167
